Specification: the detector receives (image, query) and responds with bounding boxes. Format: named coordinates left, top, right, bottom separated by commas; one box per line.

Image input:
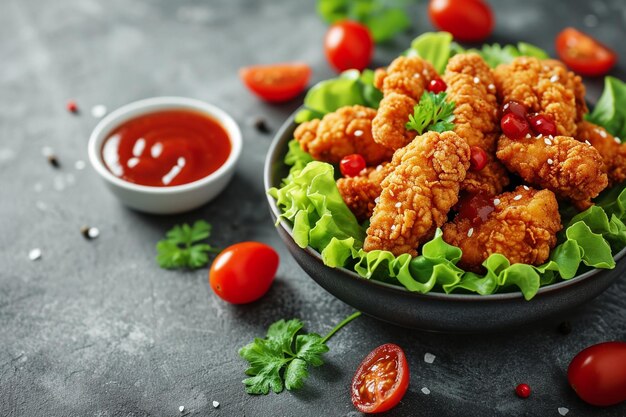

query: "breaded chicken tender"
left=576, top=121, right=626, bottom=186
left=493, top=57, right=585, bottom=136
left=463, top=153, right=511, bottom=196
left=496, top=134, right=608, bottom=209
left=337, top=163, right=392, bottom=222
left=442, top=186, right=562, bottom=272
left=294, top=105, right=393, bottom=165
left=372, top=56, right=439, bottom=150
left=363, top=131, right=470, bottom=256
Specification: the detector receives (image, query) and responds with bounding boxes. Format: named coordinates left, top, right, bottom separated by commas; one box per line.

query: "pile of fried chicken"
left=294, top=53, right=624, bottom=272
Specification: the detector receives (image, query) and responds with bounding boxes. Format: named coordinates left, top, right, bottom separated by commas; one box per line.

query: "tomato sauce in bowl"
left=101, top=110, right=231, bottom=187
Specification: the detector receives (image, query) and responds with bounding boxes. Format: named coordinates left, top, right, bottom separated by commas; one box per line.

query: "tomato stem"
left=321, top=311, right=362, bottom=344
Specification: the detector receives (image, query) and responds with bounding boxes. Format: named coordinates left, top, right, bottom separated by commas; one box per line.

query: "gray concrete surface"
left=1, top=0, right=626, bottom=415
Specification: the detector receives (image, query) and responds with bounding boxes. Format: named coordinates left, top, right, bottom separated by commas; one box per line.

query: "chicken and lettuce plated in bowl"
left=264, top=32, right=626, bottom=331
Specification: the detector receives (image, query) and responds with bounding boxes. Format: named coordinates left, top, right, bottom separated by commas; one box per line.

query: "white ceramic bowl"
left=88, top=97, right=242, bottom=214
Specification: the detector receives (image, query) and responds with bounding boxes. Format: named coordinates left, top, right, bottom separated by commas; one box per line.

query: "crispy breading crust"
left=363, top=131, right=470, bottom=256
left=496, top=134, right=608, bottom=209
left=493, top=57, right=585, bottom=136
left=372, top=56, right=438, bottom=150
left=576, top=121, right=626, bottom=186
left=463, top=153, right=511, bottom=196
left=442, top=186, right=562, bottom=272
left=337, top=163, right=392, bottom=222
left=293, top=105, right=393, bottom=165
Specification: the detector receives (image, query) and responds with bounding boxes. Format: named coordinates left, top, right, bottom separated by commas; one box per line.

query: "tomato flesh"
left=209, top=242, right=279, bottom=304
left=324, top=20, right=373, bottom=72
left=555, top=28, right=616, bottom=77
left=351, top=343, right=409, bottom=414
left=239, top=63, right=311, bottom=102
left=428, top=0, right=494, bottom=42
left=568, top=341, right=626, bottom=406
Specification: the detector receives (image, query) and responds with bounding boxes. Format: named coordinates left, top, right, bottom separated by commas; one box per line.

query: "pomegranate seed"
left=528, top=113, right=557, bottom=136
left=340, top=154, right=366, bottom=177
left=469, top=146, right=488, bottom=171
left=427, top=78, right=447, bottom=94
left=501, top=113, right=530, bottom=139
left=501, top=100, right=527, bottom=118
left=66, top=100, right=78, bottom=113
left=515, top=383, right=531, bottom=399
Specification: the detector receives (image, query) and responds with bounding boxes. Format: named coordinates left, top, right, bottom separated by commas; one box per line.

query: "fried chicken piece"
left=493, top=57, right=585, bottom=136
left=294, top=105, right=393, bottom=165
left=443, top=53, right=499, bottom=152
left=463, top=153, right=510, bottom=196
left=576, top=121, right=626, bottom=185
left=442, top=186, right=562, bottom=272
left=372, top=56, right=439, bottom=150
left=496, top=134, right=608, bottom=209
left=337, top=163, right=393, bottom=222
left=364, top=131, right=470, bottom=256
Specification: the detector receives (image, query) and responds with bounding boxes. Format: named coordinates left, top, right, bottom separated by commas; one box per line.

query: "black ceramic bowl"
left=264, top=111, right=626, bottom=333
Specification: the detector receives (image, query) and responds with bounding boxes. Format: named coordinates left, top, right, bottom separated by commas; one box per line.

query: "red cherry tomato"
left=528, top=113, right=557, bottom=136
left=239, top=63, right=311, bottom=103
left=515, top=383, right=531, bottom=399
left=324, top=21, right=374, bottom=73
left=501, top=113, right=530, bottom=139
left=428, top=0, right=494, bottom=42
left=469, top=146, right=488, bottom=171
left=568, top=341, right=626, bottom=406
left=555, top=28, right=616, bottom=77
left=209, top=242, right=279, bottom=304
left=428, top=78, right=447, bottom=94
left=340, top=154, right=366, bottom=177
left=351, top=343, right=410, bottom=414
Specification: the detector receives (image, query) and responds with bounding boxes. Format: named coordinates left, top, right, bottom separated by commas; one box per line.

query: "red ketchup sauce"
left=455, top=192, right=496, bottom=227
left=101, top=110, right=231, bottom=187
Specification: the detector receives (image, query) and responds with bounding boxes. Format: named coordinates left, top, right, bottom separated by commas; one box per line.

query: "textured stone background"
left=1, top=0, right=626, bottom=416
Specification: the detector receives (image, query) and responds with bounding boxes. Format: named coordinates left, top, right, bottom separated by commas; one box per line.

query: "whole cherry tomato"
left=555, top=28, right=617, bottom=77
left=324, top=20, right=374, bottom=72
left=209, top=242, right=279, bottom=304
left=239, top=63, right=311, bottom=102
left=351, top=343, right=410, bottom=414
left=568, top=341, right=626, bottom=406
left=428, top=0, right=494, bottom=42
left=340, top=154, right=366, bottom=177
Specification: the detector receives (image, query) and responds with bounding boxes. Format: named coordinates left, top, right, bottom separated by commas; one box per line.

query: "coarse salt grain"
left=493, top=198, right=501, bottom=206
left=29, top=248, right=42, bottom=261
left=179, top=406, right=185, bottom=412
left=523, top=185, right=529, bottom=190
left=544, top=138, right=552, bottom=146
left=421, top=387, right=431, bottom=395
left=467, top=228, right=474, bottom=237
left=212, top=401, right=220, bottom=408
left=395, top=202, right=401, bottom=208
left=473, top=77, right=480, bottom=84
left=558, top=407, right=569, bottom=416
left=513, top=194, right=522, bottom=201
left=354, top=130, right=363, bottom=137
left=424, top=352, right=436, bottom=364
left=547, top=158, right=554, bottom=165
left=550, top=75, right=560, bottom=83
left=91, top=105, right=107, bottom=119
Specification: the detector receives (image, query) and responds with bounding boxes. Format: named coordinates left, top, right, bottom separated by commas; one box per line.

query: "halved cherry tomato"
left=324, top=20, right=374, bottom=73
left=209, top=242, right=279, bottom=304
left=568, top=341, right=626, bottom=406
left=555, top=28, right=617, bottom=77
left=351, top=343, right=409, bottom=414
left=239, top=63, right=311, bottom=103
left=428, top=0, right=494, bottom=42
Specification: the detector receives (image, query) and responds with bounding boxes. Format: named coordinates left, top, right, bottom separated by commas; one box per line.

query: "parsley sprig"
left=239, top=311, right=361, bottom=394
left=406, top=91, right=456, bottom=135
left=156, top=220, right=220, bottom=269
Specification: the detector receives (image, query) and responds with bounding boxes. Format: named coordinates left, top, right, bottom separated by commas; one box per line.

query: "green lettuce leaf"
left=470, top=41, right=549, bottom=68
left=587, top=76, right=626, bottom=140
left=407, top=32, right=454, bottom=74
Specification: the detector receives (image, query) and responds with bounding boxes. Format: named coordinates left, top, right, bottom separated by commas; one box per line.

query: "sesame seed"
left=493, top=198, right=501, bottom=206
left=558, top=407, right=569, bottom=416
left=422, top=69, right=429, bottom=76
left=523, top=185, right=530, bottom=190
left=473, top=77, right=480, bottom=84
left=212, top=401, right=220, bottom=408
left=547, top=158, right=554, bottom=165
left=424, top=352, right=436, bottom=363
left=374, top=197, right=380, bottom=204
left=376, top=164, right=383, bottom=171
left=599, top=129, right=607, bottom=138
left=413, top=73, right=420, bottom=78
left=395, top=202, right=401, bottom=208
left=467, top=228, right=474, bottom=237
left=513, top=194, right=522, bottom=201
left=525, top=133, right=531, bottom=139
left=503, top=103, right=510, bottom=111
left=391, top=225, right=397, bottom=231
left=389, top=190, right=395, bottom=197
left=488, top=83, right=495, bottom=90
left=615, top=137, right=621, bottom=144
left=536, top=134, right=543, bottom=139
left=544, top=138, right=552, bottom=146
left=585, top=140, right=591, bottom=145
left=354, top=130, right=363, bottom=137
left=550, top=75, right=560, bottom=83
left=28, top=248, right=42, bottom=261
left=421, top=387, right=431, bottom=395
left=548, top=135, right=554, bottom=139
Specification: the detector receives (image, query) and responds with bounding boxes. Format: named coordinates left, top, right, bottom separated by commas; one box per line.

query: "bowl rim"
left=264, top=108, right=626, bottom=302
left=88, top=96, right=243, bottom=195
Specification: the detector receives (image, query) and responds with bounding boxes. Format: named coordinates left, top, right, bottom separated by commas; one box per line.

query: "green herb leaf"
left=587, top=76, right=626, bottom=140
left=155, top=220, right=219, bottom=269
left=406, top=92, right=456, bottom=135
